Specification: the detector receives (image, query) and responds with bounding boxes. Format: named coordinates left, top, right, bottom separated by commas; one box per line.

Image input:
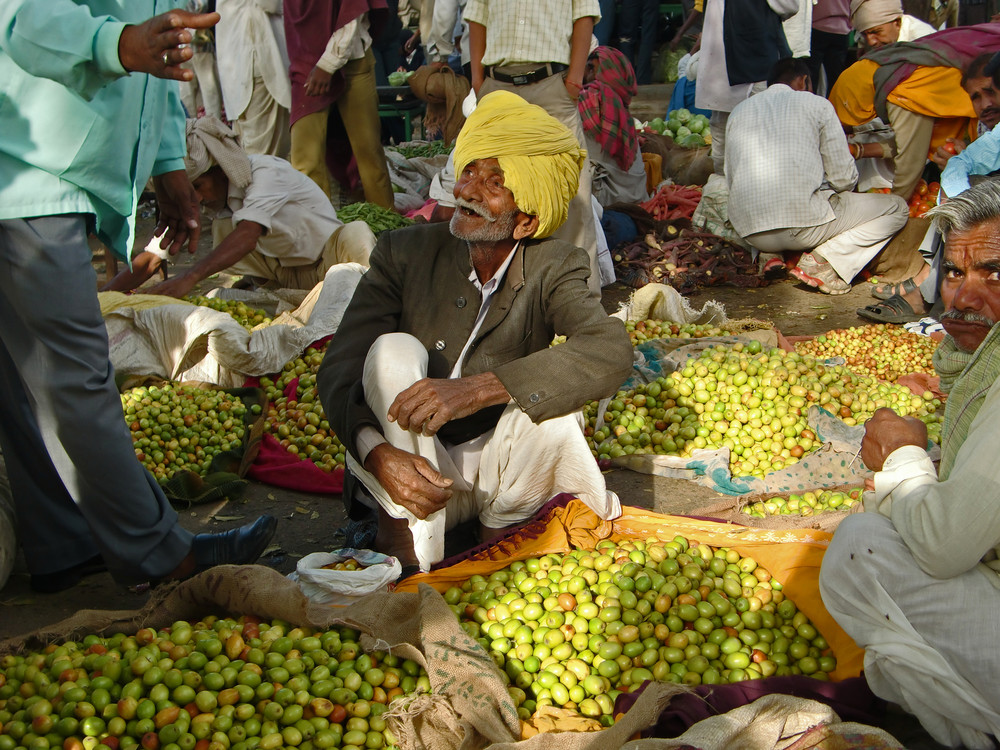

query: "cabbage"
left=675, top=125, right=692, bottom=138
left=674, top=108, right=692, bottom=124
left=677, top=133, right=706, bottom=149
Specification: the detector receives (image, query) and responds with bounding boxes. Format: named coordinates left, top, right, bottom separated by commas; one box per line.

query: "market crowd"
left=4, top=0, right=1000, bottom=747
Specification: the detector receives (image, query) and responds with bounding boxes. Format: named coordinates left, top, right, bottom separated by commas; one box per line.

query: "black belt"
left=485, top=62, right=568, bottom=86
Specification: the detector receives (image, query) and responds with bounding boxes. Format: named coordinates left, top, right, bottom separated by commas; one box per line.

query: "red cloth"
left=578, top=47, right=640, bottom=172
left=284, top=0, right=388, bottom=125
left=246, top=433, right=344, bottom=494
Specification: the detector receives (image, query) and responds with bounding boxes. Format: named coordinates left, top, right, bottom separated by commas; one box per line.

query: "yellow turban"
left=452, top=90, right=585, bottom=239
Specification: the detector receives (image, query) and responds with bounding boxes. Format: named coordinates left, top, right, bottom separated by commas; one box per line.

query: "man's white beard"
left=449, top=198, right=520, bottom=243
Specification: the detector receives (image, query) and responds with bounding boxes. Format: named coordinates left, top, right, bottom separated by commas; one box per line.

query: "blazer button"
left=456, top=296, right=467, bottom=308
left=529, top=393, right=540, bottom=403
left=435, top=340, right=446, bottom=351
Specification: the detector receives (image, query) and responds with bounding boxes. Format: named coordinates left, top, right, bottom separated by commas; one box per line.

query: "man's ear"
left=513, top=213, right=540, bottom=240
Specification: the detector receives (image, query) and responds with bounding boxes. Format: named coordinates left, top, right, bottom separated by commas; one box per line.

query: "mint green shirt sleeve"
left=0, top=0, right=129, bottom=99
left=153, top=82, right=188, bottom=177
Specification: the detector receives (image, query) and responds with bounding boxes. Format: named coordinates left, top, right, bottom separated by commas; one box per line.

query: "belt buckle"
left=512, top=74, right=530, bottom=85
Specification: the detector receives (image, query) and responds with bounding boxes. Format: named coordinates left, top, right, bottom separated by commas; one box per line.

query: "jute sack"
left=621, top=694, right=903, bottom=749
left=697, top=485, right=865, bottom=536
left=0, top=566, right=520, bottom=750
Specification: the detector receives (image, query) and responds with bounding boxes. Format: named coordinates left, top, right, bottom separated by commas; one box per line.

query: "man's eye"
left=944, top=267, right=962, bottom=279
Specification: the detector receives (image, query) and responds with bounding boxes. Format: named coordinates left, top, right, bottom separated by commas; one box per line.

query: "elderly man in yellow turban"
left=318, top=91, right=633, bottom=575
left=104, top=117, right=375, bottom=296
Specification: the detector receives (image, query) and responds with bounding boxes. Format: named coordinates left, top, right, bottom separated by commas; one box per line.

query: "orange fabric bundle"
left=396, top=498, right=864, bottom=681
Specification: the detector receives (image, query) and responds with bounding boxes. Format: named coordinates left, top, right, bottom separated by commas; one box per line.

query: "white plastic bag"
left=289, top=548, right=402, bottom=606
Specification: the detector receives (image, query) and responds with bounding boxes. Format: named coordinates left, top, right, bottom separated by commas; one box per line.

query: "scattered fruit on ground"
left=794, top=325, right=937, bottom=382
left=260, top=345, right=346, bottom=473
left=184, top=296, right=272, bottom=330
left=444, top=537, right=834, bottom=726
left=0, top=618, right=429, bottom=750
left=122, top=384, right=248, bottom=484
left=584, top=342, right=943, bottom=476
left=742, top=488, right=863, bottom=517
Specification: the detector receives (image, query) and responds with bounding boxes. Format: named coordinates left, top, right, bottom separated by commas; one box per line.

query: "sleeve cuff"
left=151, top=158, right=187, bottom=178
left=871, top=445, right=937, bottom=515
left=354, top=426, right=387, bottom=465
left=95, top=20, right=128, bottom=76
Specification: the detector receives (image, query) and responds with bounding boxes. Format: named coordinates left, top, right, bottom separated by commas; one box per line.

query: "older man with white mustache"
left=820, top=178, right=1000, bottom=749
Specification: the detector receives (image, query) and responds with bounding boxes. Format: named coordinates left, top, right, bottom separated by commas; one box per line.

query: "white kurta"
left=215, top=0, right=292, bottom=119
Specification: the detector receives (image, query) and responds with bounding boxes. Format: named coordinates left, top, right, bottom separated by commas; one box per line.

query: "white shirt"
left=725, top=83, right=859, bottom=236
left=222, top=154, right=343, bottom=266
left=316, top=16, right=373, bottom=74
left=215, top=0, right=292, bottom=118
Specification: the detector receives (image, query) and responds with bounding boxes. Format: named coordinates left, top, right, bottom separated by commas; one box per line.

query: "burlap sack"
left=621, top=694, right=904, bottom=749
left=697, top=484, right=865, bottom=535
left=868, top=216, right=932, bottom=282
left=0, top=567, right=520, bottom=750
left=639, top=135, right=713, bottom=187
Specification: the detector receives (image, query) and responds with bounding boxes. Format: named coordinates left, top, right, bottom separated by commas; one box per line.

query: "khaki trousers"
left=290, top=50, right=394, bottom=208
left=234, top=75, right=291, bottom=159
left=219, top=220, right=376, bottom=289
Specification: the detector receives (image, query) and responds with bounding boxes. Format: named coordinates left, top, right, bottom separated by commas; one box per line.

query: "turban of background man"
left=183, top=117, right=252, bottom=189
left=850, top=0, right=903, bottom=32
left=452, top=90, right=586, bottom=239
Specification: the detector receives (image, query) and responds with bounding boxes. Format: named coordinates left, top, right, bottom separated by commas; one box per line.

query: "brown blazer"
left=317, top=222, right=633, bottom=455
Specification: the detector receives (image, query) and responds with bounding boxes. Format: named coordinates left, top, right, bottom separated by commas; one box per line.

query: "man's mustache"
left=941, top=309, right=997, bottom=326
left=454, top=197, right=498, bottom=222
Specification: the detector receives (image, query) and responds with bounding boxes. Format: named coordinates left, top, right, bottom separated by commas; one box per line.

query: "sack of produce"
left=290, top=548, right=403, bottom=606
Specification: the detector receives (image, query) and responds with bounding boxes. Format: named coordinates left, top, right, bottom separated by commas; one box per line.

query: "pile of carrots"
left=639, top=184, right=702, bottom=222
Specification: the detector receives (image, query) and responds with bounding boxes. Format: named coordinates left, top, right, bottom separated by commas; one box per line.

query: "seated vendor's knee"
left=820, top=512, right=897, bottom=599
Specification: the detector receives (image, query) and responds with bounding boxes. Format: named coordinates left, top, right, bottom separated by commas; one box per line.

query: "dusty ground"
left=0, top=84, right=947, bottom=748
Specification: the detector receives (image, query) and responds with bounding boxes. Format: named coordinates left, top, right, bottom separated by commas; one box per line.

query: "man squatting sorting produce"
left=317, top=91, right=634, bottom=575
left=820, top=179, right=1000, bottom=749
left=104, top=117, right=377, bottom=296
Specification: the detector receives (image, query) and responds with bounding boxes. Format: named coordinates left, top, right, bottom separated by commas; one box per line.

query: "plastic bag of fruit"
left=290, top=548, right=403, bottom=606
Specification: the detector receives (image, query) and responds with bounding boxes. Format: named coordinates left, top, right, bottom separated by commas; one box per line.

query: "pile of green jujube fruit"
left=584, top=342, right=943, bottom=477
left=445, top=537, right=834, bottom=726
left=624, top=320, right=737, bottom=347
left=184, top=297, right=272, bottom=331
left=122, top=384, right=251, bottom=484
left=742, top=488, right=863, bottom=518
left=0, top=617, right=430, bottom=750
left=260, top=345, right=346, bottom=473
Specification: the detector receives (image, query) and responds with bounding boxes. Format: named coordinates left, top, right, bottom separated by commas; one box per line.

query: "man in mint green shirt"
left=0, top=0, right=277, bottom=593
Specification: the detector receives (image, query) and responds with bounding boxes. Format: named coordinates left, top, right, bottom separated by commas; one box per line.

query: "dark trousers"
left=617, top=0, right=660, bottom=85
left=808, top=29, right=849, bottom=94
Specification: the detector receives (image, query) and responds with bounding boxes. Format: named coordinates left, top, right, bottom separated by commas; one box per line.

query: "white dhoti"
left=346, top=332, right=621, bottom=571
left=820, top=513, right=1000, bottom=750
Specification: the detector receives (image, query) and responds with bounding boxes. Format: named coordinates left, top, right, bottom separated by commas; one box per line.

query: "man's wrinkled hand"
left=365, top=444, right=453, bottom=520
left=861, top=407, right=927, bottom=472
left=387, top=373, right=507, bottom=436
left=153, top=171, right=201, bottom=256
left=304, top=66, right=333, bottom=96
left=118, top=10, right=220, bottom=81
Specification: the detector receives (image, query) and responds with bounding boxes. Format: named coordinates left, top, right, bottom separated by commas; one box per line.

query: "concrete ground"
left=0, top=84, right=949, bottom=748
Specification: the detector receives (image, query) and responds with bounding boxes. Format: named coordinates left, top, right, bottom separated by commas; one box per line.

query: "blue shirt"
left=0, top=0, right=187, bottom=259
left=941, top=124, right=1000, bottom=201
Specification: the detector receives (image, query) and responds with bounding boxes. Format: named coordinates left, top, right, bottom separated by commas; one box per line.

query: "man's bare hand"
left=153, top=170, right=201, bottom=256
left=861, top=407, right=928, bottom=471
left=930, top=138, right=964, bottom=169
left=364, top=444, right=453, bottom=519
left=118, top=10, right=220, bottom=81
left=387, top=373, right=509, bottom=436
left=145, top=272, right=198, bottom=299
left=304, top=66, right=333, bottom=96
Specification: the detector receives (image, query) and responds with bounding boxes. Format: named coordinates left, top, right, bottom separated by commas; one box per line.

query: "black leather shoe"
left=30, top=554, right=107, bottom=594
left=191, top=515, right=277, bottom=571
